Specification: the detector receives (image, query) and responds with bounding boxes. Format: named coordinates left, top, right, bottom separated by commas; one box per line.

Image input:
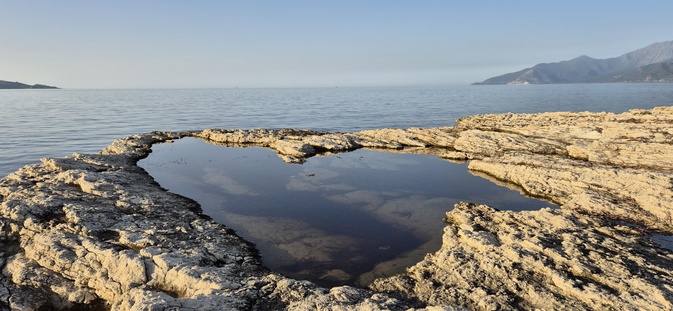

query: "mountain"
left=474, top=41, right=673, bottom=84
left=607, top=60, right=673, bottom=83
left=0, top=80, right=59, bottom=89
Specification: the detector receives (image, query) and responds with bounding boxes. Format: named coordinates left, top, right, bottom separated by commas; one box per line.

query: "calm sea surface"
left=2, top=84, right=672, bottom=177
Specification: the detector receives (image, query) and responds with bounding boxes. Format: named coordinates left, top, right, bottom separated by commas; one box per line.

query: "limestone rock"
left=370, top=202, right=673, bottom=310
left=2, top=107, right=673, bottom=310
left=453, top=107, right=673, bottom=232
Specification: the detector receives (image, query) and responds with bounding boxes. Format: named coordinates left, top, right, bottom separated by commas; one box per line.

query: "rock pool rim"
left=139, top=138, right=558, bottom=288
left=2, top=106, right=673, bottom=310
left=135, top=131, right=566, bottom=229
left=140, top=129, right=564, bottom=207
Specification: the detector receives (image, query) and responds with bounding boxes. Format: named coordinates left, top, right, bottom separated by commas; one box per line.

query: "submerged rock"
left=1, top=108, right=672, bottom=310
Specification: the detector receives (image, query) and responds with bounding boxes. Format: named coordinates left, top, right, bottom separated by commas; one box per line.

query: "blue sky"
left=1, top=1, right=672, bottom=88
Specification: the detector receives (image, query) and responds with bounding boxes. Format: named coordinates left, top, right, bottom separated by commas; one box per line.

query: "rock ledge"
left=2, top=107, right=672, bottom=310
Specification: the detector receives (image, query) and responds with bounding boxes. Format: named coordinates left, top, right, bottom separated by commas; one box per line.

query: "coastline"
left=1, top=107, right=672, bottom=310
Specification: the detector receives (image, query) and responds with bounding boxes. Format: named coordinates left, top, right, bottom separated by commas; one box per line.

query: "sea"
left=2, top=83, right=673, bottom=178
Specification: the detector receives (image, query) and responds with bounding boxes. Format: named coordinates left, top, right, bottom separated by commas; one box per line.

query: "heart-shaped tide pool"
left=139, top=137, right=556, bottom=287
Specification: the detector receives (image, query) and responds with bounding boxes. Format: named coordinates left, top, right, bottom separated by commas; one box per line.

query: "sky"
left=1, top=1, right=672, bottom=89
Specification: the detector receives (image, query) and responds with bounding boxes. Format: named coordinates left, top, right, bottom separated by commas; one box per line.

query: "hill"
left=0, top=80, right=59, bottom=89
left=474, top=41, right=673, bottom=84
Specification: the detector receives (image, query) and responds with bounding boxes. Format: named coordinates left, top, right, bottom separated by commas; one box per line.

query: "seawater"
left=139, top=137, right=557, bottom=287
left=2, top=84, right=673, bottom=177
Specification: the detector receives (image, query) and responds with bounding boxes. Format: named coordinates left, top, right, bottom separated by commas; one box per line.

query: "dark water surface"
left=3, top=84, right=673, bottom=178
left=139, top=137, right=557, bottom=287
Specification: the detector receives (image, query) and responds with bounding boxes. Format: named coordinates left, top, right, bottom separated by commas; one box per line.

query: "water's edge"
left=139, top=137, right=556, bottom=287
left=2, top=107, right=672, bottom=309
left=3, top=84, right=672, bottom=178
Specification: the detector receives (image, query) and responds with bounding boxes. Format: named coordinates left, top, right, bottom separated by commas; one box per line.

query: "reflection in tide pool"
left=139, top=137, right=556, bottom=287
left=651, top=234, right=673, bottom=252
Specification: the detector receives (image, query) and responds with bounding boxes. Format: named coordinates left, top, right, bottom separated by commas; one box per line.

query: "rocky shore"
left=1, top=107, right=672, bottom=310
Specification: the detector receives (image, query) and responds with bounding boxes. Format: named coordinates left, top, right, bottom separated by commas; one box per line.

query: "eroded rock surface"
left=372, top=203, right=673, bottom=310
left=1, top=107, right=672, bottom=310
left=453, top=107, right=673, bottom=232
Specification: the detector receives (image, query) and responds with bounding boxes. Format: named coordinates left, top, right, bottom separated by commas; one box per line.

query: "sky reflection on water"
left=139, top=137, right=556, bottom=287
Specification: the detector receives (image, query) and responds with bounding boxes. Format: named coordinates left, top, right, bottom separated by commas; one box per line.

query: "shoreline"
left=1, top=107, right=672, bottom=310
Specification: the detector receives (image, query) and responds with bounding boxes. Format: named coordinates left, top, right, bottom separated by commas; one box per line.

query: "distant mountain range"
left=0, top=80, right=59, bottom=89
left=474, top=40, right=673, bottom=85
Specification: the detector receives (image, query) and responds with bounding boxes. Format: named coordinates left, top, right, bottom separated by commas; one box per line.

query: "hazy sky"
left=2, top=1, right=672, bottom=89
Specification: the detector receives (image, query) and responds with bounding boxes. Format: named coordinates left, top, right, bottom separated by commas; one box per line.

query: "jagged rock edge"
left=1, top=107, right=672, bottom=310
